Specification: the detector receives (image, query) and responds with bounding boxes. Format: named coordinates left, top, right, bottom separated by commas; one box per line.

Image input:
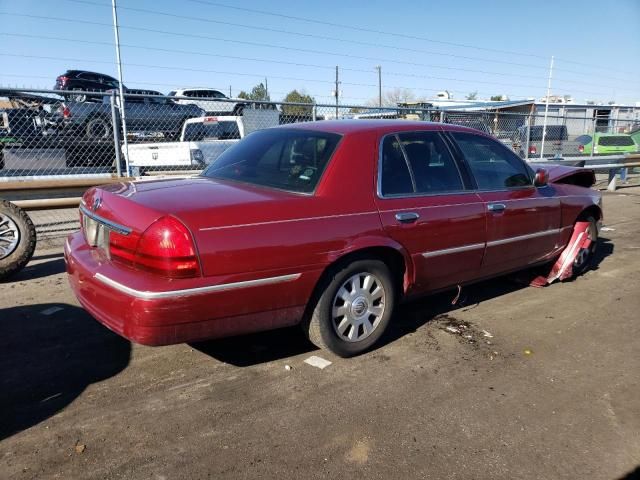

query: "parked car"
left=65, top=121, right=602, bottom=357
left=169, top=88, right=246, bottom=115
left=511, top=125, right=575, bottom=158
left=54, top=90, right=204, bottom=141
left=54, top=70, right=123, bottom=103
left=126, top=109, right=280, bottom=172
left=576, top=133, right=638, bottom=155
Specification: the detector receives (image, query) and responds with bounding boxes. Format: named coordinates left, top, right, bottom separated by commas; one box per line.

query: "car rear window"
left=183, top=121, right=240, bottom=141
left=202, top=129, right=341, bottom=193
left=598, top=135, right=635, bottom=147
left=527, top=125, right=568, bottom=141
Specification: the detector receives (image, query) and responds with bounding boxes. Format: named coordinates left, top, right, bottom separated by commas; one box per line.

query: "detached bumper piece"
left=530, top=221, right=593, bottom=287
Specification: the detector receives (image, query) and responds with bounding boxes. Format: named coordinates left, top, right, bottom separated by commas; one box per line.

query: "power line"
left=2, top=12, right=635, bottom=95
left=180, top=0, right=639, bottom=77
left=2, top=32, right=631, bottom=100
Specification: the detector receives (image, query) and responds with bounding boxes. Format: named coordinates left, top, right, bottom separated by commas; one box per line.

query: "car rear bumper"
left=64, top=232, right=316, bottom=346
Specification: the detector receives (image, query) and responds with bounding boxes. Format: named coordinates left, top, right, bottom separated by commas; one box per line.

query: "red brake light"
left=578, top=144, right=584, bottom=153
left=528, top=145, right=537, bottom=155
left=110, top=216, right=200, bottom=278
left=59, top=104, right=71, bottom=118
left=57, top=75, right=69, bottom=87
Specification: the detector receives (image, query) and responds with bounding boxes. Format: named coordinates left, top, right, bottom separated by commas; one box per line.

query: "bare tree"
left=368, top=88, right=417, bottom=107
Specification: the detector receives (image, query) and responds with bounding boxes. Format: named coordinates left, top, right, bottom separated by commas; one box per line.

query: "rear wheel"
left=304, top=259, right=395, bottom=357
left=572, top=216, right=598, bottom=276
left=85, top=116, right=112, bottom=140
left=0, top=200, right=36, bottom=280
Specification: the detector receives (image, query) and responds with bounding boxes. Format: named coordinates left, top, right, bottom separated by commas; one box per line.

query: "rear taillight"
left=528, top=145, right=537, bottom=155
left=57, top=75, right=69, bottom=87
left=578, top=144, right=584, bottom=153
left=109, top=216, right=200, bottom=278
left=58, top=104, right=71, bottom=118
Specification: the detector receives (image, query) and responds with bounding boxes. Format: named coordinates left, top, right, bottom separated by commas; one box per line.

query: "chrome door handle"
left=487, top=203, right=506, bottom=213
left=395, top=212, right=420, bottom=224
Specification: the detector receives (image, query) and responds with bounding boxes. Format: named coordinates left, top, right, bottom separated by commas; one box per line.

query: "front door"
left=447, top=131, right=562, bottom=277
left=374, top=130, right=486, bottom=294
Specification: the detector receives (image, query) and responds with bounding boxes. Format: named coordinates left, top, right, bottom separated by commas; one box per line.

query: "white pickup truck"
left=126, top=109, right=280, bottom=171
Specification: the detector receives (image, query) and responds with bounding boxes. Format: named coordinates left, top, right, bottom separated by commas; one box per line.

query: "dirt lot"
left=1, top=188, right=640, bottom=480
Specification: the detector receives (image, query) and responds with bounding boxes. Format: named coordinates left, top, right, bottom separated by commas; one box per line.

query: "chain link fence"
left=1, top=87, right=639, bottom=241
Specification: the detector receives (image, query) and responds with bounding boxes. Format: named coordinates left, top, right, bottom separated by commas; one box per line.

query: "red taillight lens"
left=109, top=230, right=140, bottom=265
left=578, top=144, right=584, bottom=153
left=529, top=145, right=537, bottom=155
left=57, top=75, right=69, bottom=87
left=59, top=104, right=71, bottom=118
left=132, top=216, right=200, bottom=278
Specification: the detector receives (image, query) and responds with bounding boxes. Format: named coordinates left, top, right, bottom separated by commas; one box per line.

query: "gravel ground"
left=1, top=187, right=639, bottom=480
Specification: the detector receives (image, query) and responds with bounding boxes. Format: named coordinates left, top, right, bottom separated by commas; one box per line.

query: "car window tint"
left=452, top=132, right=532, bottom=189
left=183, top=121, right=240, bottom=141
left=576, top=135, right=592, bottom=144
left=598, top=135, right=635, bottom=147
left=398, top=131, right=463, bottom=193
left=380, top=135, right=414, bottom=196
left=203, top=129, right=341, bottom=193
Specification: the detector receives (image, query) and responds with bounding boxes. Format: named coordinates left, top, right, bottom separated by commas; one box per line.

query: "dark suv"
left=54, top=70, right=124, bottom=103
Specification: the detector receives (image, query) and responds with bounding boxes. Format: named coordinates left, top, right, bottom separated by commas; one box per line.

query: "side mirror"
left=534, top=168, right=549, bottom=187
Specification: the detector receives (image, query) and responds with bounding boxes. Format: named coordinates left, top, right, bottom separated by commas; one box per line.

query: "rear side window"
left=576, top=135, right=592, bottom=145
left=203, top=129, right=341, bottom=193
left=452, top=132, right=532, bottom=190
left=598, top=135, right=635, bottom=147
left=527, top=125, right=568, bottom=141
left=380, top=135, right=414, bottom=196
left=398, top=132, right=463, bottom=193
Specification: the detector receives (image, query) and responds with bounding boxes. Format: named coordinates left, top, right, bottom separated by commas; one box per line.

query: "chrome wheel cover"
left=332, top=272, right=386, bottom=342
left=0, top=213, right=20, bottom=260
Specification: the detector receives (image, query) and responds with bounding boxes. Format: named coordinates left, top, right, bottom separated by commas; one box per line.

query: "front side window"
left=452, top=132, right=532, bottom=190
left=202, top=129, right=341, bottom=193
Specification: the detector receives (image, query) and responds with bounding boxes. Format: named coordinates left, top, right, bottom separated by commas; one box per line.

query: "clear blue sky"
left=1, top=0, right=639, bottom=105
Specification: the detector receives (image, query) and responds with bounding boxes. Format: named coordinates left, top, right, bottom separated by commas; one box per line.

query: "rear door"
left=448, top=131, right=562, bottom=277
left=374, top=130, right=486, bottom=294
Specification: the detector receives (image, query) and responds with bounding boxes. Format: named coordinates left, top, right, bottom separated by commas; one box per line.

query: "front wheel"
left=85, top=117, right=112, bottom=140
left=304, top=259, right=396, bottom=357
left=0, top=200, right=36, bottom=280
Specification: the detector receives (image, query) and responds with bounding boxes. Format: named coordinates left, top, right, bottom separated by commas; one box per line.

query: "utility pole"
left=111, top=0, right=129, bottom=176
left=376, top=65, right=382, bottom=108
left=335, top=65, right=340, bottom=118
left=540, top=55, right=554, bottom=160
left=229, top=85, right=232, bottom=98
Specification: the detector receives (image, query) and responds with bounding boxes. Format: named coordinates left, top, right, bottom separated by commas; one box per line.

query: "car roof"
left=278, top=119, right=484, bottom=136
left=174, top=87, right=224, bottom=92
left=65, top=70, right=116, bottom=78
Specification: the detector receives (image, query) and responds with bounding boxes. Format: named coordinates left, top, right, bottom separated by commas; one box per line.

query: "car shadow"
left=2, top=254, right=66, bottom=283
left=0, top=303, right=131, bottom=440
left=192, top=237, right=614, bottom=367
left=191, top=326, right=317, bottom=367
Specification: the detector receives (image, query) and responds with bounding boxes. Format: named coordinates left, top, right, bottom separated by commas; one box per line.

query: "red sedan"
left=65, top=121, right=602, bottom=357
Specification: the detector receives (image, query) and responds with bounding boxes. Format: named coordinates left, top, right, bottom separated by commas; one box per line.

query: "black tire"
left=303, top=259, right=396, bottom=357
left=572, top=216, right=598, bottom=276
left=232, top=104, right=245, bottom=116
left=0, top=200, right=36, bottom=281
left=85, top=116, right=112, bottom=140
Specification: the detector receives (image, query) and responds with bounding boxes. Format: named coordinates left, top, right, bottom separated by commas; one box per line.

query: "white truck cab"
left=125, top=109, right=280, bottom=171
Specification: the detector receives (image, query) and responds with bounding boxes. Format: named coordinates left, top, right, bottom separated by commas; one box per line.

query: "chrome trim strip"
left=487, top=228, right=560, bottom=247
left=422, top=242, right=485, bottom=258
left=79, top=205, right=132, bottom=236
left=93, top=272, right=302, bottom=300
left=200, top=211, right=378, bottom=231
